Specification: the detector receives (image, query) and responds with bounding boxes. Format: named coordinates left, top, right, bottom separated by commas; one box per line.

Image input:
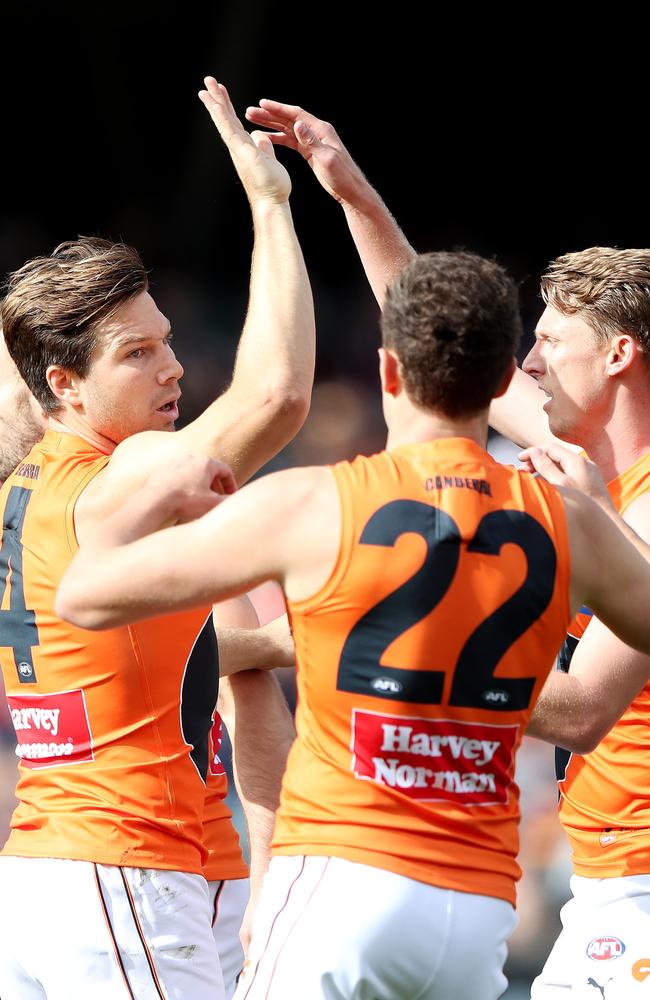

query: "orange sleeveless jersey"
left=0, top=430, right=245, bottom=878
left=273, top=438, right=572, bottom=906
left=557, top=449, right=650, bottom=877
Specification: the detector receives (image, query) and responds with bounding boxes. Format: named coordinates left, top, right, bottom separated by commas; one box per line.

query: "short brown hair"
left=541, top=247, right=650, bottom=356
left=381, top=251, right=522, bottom=418
left=1, top=237, right=148, bottom=413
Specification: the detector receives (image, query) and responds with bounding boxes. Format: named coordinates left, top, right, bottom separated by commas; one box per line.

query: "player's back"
left=0, top=430, right=215, bottom=873
left=275, top=437, right=572, bottom=905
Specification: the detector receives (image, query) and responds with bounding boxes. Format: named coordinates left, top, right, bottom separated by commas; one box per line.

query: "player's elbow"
left=266, top=384, right=311, bottom=432
left=560, top=720, right=609, bottom=756
left=55, top=581, right=116, bottom=632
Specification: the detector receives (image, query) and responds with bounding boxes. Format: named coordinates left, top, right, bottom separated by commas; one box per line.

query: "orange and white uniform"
left=532, top=451, right=650, bottom=1000
left=556, top=450, right=650, bottom=875
left=0, top=430, right=245, bottom=1000
left=236, top=438, right=572, bottom=1000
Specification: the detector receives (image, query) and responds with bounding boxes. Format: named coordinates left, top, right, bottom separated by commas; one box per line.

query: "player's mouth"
left=156, top=395, right=180, bottom=420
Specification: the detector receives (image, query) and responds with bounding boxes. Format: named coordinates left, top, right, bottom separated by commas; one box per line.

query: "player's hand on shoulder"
left=245, top=99, right=371, bottom=208
left=146, top=453, right=237, bottom=525
left=519, top=444, right=613, bottom=510
left=199, top=77, right=292, bottom=205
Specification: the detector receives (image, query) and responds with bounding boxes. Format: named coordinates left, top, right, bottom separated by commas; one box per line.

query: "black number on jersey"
left=0, top=486, right=40, bottom=683
left=336, top=500, right=557, bottom=710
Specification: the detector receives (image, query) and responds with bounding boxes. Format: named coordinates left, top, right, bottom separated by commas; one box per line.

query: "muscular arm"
left=528, top=493, right=650, bottom=752
left=78, top=80, right=314, bottom=531
left=245, top=100, right=415, bottom=305
left=56, top=460, right=341, bottom=630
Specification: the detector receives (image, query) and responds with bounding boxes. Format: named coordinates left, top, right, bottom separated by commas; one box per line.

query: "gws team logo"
left=587, top=937, right=625, bottom=961
left=371, top=677, right=402, bottom=695
left=632, top=959, right=650, bottom=982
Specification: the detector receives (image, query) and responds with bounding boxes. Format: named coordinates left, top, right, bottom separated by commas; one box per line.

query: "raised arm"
left=87, top=79, right=315, bottom=522
left=245, top=99, right=415, bottom=304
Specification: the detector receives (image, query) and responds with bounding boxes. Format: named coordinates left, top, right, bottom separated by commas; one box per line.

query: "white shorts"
left=209, top=876, right=249, bottom=999
left=233, top=855, right=517, bottom=1000
left=0, top=856, right=225, bottom=999
left=531, top=874, right=650, bottom=998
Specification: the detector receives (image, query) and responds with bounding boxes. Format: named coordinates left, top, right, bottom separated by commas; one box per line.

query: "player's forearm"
left=217, top=618, right=294, bottom=676
left=526, top=671, right=597, bottom=752
left=219, top=670, right=294, bottom=890
left=488, top=367, right=556, bottom=447
left=341, top=189, right=416, bottom=306
left=234, top=200, right=314, bottom=420
left=527, top=666, right=635, bottom=755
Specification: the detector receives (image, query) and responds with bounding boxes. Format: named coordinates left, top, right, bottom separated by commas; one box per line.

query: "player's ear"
left=379, top=347, right=401, bottom=396
left=493, top=358, right=517, bottom=399
left=605, top=333, right=639, bottom=377
left=46, top=366, right=83, bottom=409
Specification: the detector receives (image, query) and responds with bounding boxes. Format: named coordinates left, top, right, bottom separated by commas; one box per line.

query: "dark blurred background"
left=0, top=6, right=644, bottom=996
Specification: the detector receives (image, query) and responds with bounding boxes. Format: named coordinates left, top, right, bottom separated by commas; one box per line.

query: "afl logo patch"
left=18, top=663, right=33, bottom=678
left=587, top=937, right=625, bottom=961
left=481, top=689, right=510, bottom=705
left=371, top=677, right=402, bottom=694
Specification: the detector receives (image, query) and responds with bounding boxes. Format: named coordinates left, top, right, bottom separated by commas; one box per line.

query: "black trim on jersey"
left=181, top=616, right=219, bottom=781
left=555, top=634, right=579, bottom=783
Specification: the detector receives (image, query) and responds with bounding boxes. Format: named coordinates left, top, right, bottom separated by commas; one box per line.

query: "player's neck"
left=385, top=402, right=489, bottom=452
left=578, top=386, right=650, bottom=482
left=47, top=412, right=116, bottom=455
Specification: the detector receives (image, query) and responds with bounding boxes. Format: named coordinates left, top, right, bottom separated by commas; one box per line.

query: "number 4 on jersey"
left=0, top=486, right=40, bottom=684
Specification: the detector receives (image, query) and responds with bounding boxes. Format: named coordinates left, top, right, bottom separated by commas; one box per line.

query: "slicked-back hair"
left=381, top=251, right=522, bottom=418
left=1, top=237, right=149, bottom=413
left=541, top=247, right=650, bottom=360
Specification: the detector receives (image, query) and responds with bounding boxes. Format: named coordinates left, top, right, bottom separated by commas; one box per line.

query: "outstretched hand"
left=199, top=78, right=292, bottom=205
left=245, top=99, right=372, bottom=208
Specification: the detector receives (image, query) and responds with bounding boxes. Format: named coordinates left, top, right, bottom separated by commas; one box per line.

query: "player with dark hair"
left=242, top=98, right=650, bottom=996
left=0, top=78, right=314, bottom=1000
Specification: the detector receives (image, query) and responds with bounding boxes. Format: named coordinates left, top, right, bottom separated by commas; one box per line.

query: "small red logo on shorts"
left=632, top=959, right=650, bottom=981
left=586, top=937, right=625, bottom=961
left=7, top=689, right=94, bottom=769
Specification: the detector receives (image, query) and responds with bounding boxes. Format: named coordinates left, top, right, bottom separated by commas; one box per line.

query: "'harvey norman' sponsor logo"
left=351, top=710, right=518, bottom=805
left=6, top=690, right=94, bottom=769
left=11, top=707, right=61, bottom=736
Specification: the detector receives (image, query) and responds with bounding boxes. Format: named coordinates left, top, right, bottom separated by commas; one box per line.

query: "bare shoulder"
left=76, top=431, right=208, bottom=537
left=219, top=464, right=338, bottom=524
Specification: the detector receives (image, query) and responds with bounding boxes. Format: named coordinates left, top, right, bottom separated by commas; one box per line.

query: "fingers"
left=198, top=76, right=247, bottom=147
left=518, top=446, right=569, bottom=485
